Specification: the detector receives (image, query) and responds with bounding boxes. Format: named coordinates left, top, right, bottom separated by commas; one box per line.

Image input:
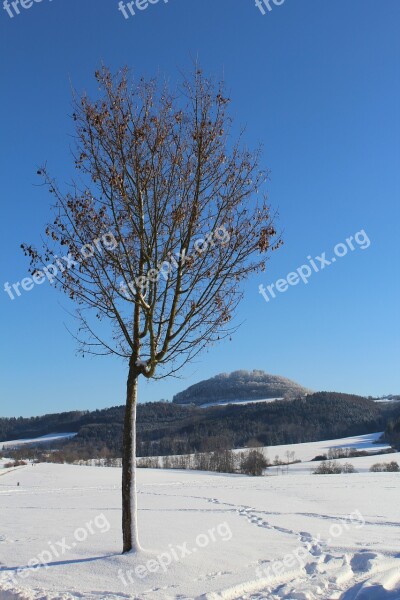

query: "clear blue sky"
left=1, top=0, right=399, bottom=418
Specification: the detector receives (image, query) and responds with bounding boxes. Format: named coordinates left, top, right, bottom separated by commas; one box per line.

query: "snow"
left=251, top=432, right=395, bottom=475
left=199, top=398, right=284, bottom=408
left=0, top=433, right=399, bottom=600
left=0, top=433, right=77, bottom=451
left=199, top=396, right=400, bottom=408
left=265, top=431, right=391, bottom=460
left=373, top=397, right=400, bottom=404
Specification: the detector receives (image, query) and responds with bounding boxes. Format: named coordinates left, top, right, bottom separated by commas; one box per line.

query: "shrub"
left=209, top=450, right=236, bottom=473
left=137, top=457, right=160, bottom=469
left=328, top=447, right=350, bottom=460
left=385, top=461, right=399, bottom=472
left=313, top=460, right=343, bottom=474
left=342, top=462, right=357, bottom=473
left=370, top=463, right=385, bottom=472
left=312, top=454, right=328, bottom=462
left=2, top=460, right=27, bottom=468
left=370, top=461, right=399, bottom=472
left=240, top=449, right=269, bottom=476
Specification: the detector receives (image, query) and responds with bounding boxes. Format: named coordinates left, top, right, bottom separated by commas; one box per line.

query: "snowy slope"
left=373, top=397, right=400, bottom=404
left=158, top=433, right=395, bottom=475
left=199, top=398, right=284, bottom=408
left=257, top=431, right=391, bottom=462
left=0, top=433, right=77, bottom=451
left=253, top=432, right=396, bottom=475
left=0, top=434, right=399, bottom=600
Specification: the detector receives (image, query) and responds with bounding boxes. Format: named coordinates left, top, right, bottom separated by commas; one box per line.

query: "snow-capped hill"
left=173, top=370, right=311, bottom=406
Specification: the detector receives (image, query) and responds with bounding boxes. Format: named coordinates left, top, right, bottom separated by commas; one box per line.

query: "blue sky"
left=0, top=0, right=399, bottom=418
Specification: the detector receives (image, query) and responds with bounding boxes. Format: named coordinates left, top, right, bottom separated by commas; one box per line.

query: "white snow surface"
left=0, top=433, right=77, bottom=451
left=199, top=398, right=284, bottom=408
left=253, top=431, right=396, bottom=475
left=373, top=398, right=400, bottom=404
left=0, top=432, right=399, bottom=600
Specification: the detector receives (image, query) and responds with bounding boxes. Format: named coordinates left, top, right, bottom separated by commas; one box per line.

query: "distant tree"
left=23, top=66, right=281, bottom=553
left=342, top=462, right=357, bottom=474
left=370, top=463, right=385, bottom=472
left=370, top=461, right=399, bottom=472
left=240, top=449, right=269, bottom=476
left=385, top=461, right=399, bottom=472
left=313, top=460, right=343, bottom=475
left=193, top=451, right=210, bottom=471
left=210, top=449, right=236, bottom=473
left=162, top=455, right=171, bottom=469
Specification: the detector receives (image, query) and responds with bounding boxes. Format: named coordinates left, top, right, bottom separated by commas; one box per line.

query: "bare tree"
left=23, top=66, right=282, bottom=553
left=239, top=449, right=269, bottom=476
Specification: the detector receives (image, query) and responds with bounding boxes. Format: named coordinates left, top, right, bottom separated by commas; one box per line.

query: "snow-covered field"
left=254, top=432, right=397, bottom=475
left=0, top=433, right=399, bottom=600
left=0, top=433, right=77, bottom=451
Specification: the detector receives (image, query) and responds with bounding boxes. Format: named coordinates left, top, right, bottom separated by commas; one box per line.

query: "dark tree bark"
left=122, top=359, right=140, bottom=553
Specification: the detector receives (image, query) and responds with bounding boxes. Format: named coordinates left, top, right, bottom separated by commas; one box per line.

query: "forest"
left=2, top=392, right=398, bottom=461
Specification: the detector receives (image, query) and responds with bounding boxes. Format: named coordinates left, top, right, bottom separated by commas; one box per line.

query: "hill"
left=172, top=369, right=311, bottom=406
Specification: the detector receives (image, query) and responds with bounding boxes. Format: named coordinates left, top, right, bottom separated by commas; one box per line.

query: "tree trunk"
left=122, top=360, right=141, bottom=553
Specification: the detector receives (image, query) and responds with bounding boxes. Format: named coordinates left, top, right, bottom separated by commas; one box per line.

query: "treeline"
left=0, top=402, right=191, bottom=446
left=1, top=392, right=395, bottom=462
left=0, top=410, right=89, bottom=442
left=61, top=392, right=387, bottom=459
left=136, top=392, right=387, bottom=456
left=384, top=415, right=400, bottom=449
left=138, top=448, right=271, bottom=476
